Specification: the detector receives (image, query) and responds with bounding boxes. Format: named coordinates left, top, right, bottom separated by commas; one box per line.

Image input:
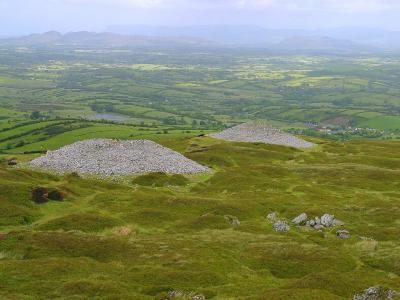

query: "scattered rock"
left=165, top=290, right=206, bottom=300
left=353, top=286, right=398, bottom=300
left=30, top=139, right=209, bottom=176
left=273, top=212, right=347, bottom=234
left=224, top=215, right=240, bottom=228
left=321, top=214, right=335, bottom=227
left=267, top=212, right=278, bottom=222
left=292, top=213, right=308, bottom=225
left=209, top=122, right=315, bottom=149
left=307, top=220, right=316, bottom=227
left=303, top=213, right=346, bottom=231
left=31, top=187, right=49, bottom=204
left=7, top=158, right=18, bottom=166
left=337, top=230, right=351, bottom=239
left=273, top=220, right=290, bottom=232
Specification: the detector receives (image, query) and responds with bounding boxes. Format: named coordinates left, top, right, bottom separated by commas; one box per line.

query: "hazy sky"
left=1, top=0, right=400, bottom=35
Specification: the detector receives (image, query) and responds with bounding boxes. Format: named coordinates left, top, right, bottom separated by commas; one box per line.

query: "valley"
left=0, top=42, right=399, bottom=299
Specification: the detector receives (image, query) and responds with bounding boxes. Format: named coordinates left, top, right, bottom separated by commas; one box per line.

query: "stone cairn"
left=30, top=139, right=209, bottom=176
left=210, top=122, right=315, bottom=149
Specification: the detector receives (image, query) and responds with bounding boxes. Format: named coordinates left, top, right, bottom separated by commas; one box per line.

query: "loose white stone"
left=321, top=214, right=335, bottom=227
left=336, top=230, right=351, bottom=239
left=210, top=122, right=315, bottom=149
left=30, top=139, right=209, bottom=176
left=292, top=213, right=308, bottom=225
left=273, top=220, right=290, bottom=232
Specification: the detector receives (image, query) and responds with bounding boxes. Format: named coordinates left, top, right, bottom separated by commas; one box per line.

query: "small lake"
left=89, top=114, right=130, bottom=122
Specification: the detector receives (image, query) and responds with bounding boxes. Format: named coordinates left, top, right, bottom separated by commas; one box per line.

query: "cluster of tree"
left=162, top=117, right=187, bottom=125
left=90, top=102, right=114, bottom=113
left=160, top=116, right=223, bottom=128
left=30, top=111, right=43, bottom=120
left=288, top=127, right=396, bottom=141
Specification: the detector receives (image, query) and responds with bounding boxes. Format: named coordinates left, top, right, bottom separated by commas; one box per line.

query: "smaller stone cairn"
left=209, top=122, right=315, bottom=149
left=268, top=212, right=347, bottom=236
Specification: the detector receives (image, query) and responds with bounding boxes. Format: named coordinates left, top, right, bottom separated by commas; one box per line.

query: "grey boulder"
left=292, top=213, right=308, bottom=225
left=337, top=230, right=351, bottom=239
left=273, top=220, right=290, bottom=232
left=225, top=215, right=240, bottom=228
left=321, top=214, right=335, bottom=227
left=267, top=212, right=278, bottom=222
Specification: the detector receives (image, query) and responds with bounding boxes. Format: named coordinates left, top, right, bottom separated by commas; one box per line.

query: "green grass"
left=359, top=116, right=400, bottom=129
left=1, top=122, right=204, bottom=153
left=0, top=136, right=399, bottom=299
left=132, top=173, right=190, bottom=187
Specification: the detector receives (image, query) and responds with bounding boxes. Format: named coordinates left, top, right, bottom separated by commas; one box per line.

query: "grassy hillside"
left=0, top=136, right=399, bottom=299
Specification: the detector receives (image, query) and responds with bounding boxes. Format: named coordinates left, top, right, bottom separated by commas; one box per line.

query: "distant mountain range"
left=271, top=36, right=374, bottom=53
left=107, top=25, right=400, bottom=50
left=1, top=26, right=399, bottom=53
left=0, top=31, right=215, bottom=49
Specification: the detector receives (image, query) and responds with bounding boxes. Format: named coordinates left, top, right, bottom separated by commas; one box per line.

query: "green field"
left=359, top=116, right=400, bottom=129
left=0, top=48, right=399, bottom=136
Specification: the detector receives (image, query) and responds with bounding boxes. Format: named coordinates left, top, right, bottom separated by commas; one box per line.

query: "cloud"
left=232, top=0, right=400, bottom=12
left=2, top=0, right=400, bottom=35
left=57, top=0, right=168, bottom=8
left=3, top=0, right=400, bottom=12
